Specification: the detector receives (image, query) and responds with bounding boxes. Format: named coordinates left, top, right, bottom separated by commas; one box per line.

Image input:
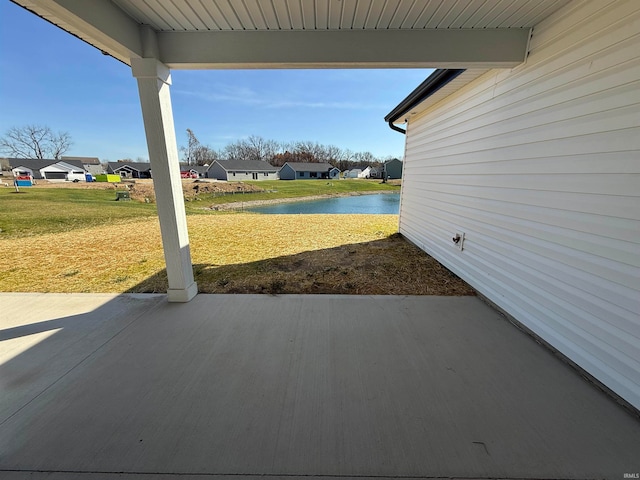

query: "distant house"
left=180, top=168, right=198, bottom=179
left=179, top=164, right=208, bottom=178
left=62, top=156, right=103, bottom=177
left=344, top=169, right=361, bottom=179
left=368, top=166, right=382, bottom=179
left=191, top=166, right=209, bottom=178
left=357, top=167, right=372, bottom=179
left=279, top=162, right=340, bottom=180
left=383, top=158, right=403, bottom=180
left=84, top=164, right=105, bottom=177
left=107, top=161, right=152, bottom=179
left=8, top=158, right=87, bottom=182
left=207, top=160, right=279, bottom=181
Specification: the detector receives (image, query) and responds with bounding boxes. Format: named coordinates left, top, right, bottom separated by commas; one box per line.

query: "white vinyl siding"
left=399, top=0, right=640, bottom=409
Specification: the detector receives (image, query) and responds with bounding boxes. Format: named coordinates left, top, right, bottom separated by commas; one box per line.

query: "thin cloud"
left=174, top=87, right=385, bottom=110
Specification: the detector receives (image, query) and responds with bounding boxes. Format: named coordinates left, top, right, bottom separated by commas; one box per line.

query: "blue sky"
left=0, top=1, right=431, bottom=162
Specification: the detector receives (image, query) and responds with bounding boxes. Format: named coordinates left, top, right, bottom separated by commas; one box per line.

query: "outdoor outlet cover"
left=453, top=232, right=465, bottom=251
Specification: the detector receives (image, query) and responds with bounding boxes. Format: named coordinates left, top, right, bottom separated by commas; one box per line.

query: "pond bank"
left=208, top=190, right=399, bottom=211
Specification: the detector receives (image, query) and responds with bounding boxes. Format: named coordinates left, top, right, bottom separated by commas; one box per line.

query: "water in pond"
left=246, top=193, right=400, bottom=214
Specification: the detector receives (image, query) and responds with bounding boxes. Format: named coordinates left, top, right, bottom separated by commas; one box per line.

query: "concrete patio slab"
left=0, top=293, right=638, bottom=479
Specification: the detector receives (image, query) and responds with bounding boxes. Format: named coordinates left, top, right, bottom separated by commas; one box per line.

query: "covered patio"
left=4, top=2, right=639, bottom=477
left=1, top=292, right=639, bottom=479
left=10, top=0, right=545, bottom=303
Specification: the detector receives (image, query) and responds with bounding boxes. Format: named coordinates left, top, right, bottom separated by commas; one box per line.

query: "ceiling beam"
left=157, top=29, right=531, bottom=70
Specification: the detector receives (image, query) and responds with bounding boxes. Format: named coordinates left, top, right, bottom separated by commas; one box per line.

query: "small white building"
left=386, top=1, right=640, bottom=410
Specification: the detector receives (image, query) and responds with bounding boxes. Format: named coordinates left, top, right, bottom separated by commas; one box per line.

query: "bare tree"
left=181, top=128, right=220, bottom=166
left=193, top=145, right=220, bottom=166
left=0, top=125, right=72, bottom=159
left=181, top=128, right=200, bottom=166
left=224, top=135, right=280, bottom=162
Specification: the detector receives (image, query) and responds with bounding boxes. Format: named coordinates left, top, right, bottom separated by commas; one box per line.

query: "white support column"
left=131, top=58, right=197, bottom=302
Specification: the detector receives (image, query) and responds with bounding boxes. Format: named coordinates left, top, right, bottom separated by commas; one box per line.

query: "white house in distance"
left=385, top=1, right=640, bottom=410
left=278, top=162, right=340, bottom=180
left=357, top=167, right=372, bottom=179
left=8, top=158, right=87, bottom=182
left=206, top=160, right=279, bottom=181
left=343, top=169, right=362, bottom=179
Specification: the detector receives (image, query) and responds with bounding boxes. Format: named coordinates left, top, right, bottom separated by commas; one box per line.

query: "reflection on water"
left=247, top=193, right=400, bottom=214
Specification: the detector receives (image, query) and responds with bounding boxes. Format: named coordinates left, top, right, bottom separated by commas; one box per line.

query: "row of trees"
left=0, top=125, right=399, bottom=172
left=180, top=130, right=398, bottom=171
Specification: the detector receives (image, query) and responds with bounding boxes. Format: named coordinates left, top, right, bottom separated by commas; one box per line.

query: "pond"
left=246, top=193, right=400, bottom=214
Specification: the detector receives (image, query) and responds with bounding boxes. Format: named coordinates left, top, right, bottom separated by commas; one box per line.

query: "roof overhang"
left=12, top=0, right=536, bottom=69
left=385, top=68, right=491, bottom=127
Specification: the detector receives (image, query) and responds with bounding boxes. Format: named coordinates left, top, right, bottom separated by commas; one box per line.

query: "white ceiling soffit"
left=13, top=0, right=571, bottom=69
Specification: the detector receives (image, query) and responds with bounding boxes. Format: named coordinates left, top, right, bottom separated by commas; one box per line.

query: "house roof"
left=8, top=159, right=57, bottom=171
left=282, top=162, right=338, bottom=173
left=108, top=161, right=152, bottom=171
left=8, top=158, right=87, bottom=173
left=58, top=160, right=86, bottom=171
left=214, top=160, right=278, bottom=172
left=11, top=1, right=569, bottom=69
left=61, top=156, right=100, bottom=164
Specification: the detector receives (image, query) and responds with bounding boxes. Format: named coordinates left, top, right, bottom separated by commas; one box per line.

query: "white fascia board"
left=15, top=0, right=143, bottom=64
left=157, top=29, right=531, bottom=69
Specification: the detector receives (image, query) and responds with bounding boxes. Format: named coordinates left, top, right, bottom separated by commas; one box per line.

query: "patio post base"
left=167, top=282, right=198, bottom=302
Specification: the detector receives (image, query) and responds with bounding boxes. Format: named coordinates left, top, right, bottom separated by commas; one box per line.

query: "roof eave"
left=384, top=69, right=466, bottom=125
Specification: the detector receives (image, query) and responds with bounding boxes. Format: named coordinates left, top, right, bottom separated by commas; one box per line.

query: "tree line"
left=0, top=125, right=400, bottom=172
left=180, top=129, right=399, bottom=171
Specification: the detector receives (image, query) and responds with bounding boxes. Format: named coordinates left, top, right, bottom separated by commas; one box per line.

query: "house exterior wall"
left=399, top=0, right=640, bottom=409
left=207, top=162, right=228, bottom=180
left=41, top=163, right=86, bottom=182
left=358, top=167, right=371, bottom=178
left=279, top=164, right=296, bottom=180
left=208, top=162, right=277, bottom=181
left=230, top=170, right=277, bottom=181
left=384, top=159, right=403, bottom=179
left=280, top=164, right=339, bottom=180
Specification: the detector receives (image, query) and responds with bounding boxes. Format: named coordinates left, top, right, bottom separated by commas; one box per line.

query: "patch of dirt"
left=125, top=179, right=264, bottom=203
left=197, top=233, right=475, bottom=296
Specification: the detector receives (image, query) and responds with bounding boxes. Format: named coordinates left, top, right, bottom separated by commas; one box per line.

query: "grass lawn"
left=0, top=188, right=157, bottom=237
left=0, top=182, right=473, bottom=296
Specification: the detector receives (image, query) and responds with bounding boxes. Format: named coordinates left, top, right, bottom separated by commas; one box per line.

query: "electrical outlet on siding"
left=452, top=232, right=465, bottom=251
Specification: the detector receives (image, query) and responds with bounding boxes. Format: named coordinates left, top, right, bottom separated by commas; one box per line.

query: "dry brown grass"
left=0, top=214, right=474, bottom=296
